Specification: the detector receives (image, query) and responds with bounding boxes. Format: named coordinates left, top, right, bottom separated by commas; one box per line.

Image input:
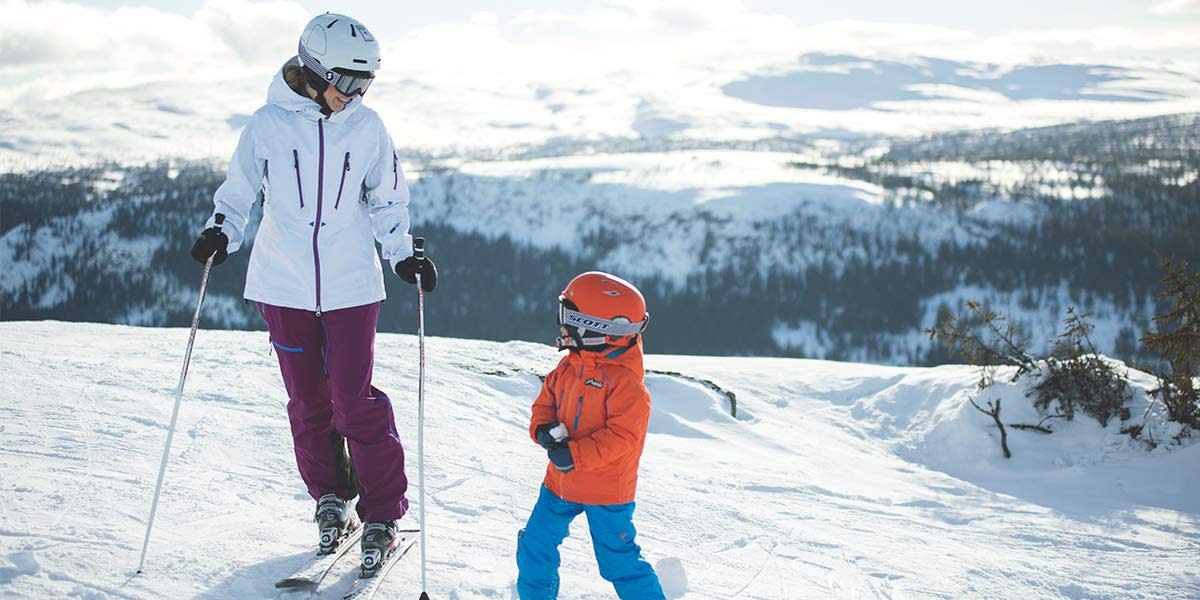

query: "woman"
left=189, top=12, right=437, bottom=576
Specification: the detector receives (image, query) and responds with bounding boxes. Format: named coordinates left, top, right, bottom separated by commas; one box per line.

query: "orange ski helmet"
left=558, top=271, right=649, bottom=351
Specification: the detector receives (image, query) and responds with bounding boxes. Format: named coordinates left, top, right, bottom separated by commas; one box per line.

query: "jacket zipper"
left=334, top=152, right=350, bottom=210
left=312, top=120, right=326, bottom=316
left=572, top=395, right=584, bottom=432
left=550, top=380, right=560, bottom=423
left=392, top=151, right=399, bottom=190
left=292, top=149, right=304, bottom=208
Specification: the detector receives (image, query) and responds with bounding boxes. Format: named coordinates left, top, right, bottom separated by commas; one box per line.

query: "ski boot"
left=315, top=493, right=358, bottom=555
left=360, top=520, right=400, bottom=578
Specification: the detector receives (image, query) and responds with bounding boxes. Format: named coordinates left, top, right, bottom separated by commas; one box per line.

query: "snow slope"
left=0, top=321, right=1197, bottom=599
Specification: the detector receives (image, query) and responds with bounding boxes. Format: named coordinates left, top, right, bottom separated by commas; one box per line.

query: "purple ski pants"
left=258, top=301, right=409, bottom=522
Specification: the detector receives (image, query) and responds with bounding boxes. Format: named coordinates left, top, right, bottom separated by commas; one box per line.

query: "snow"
left=412, top=149, right=975, bottom=289
left=0, top=320, right=1197, bottom=599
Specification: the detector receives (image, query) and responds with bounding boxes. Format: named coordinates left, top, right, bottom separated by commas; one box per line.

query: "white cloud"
left=602, top=0, right=749, bottom=31
left=3, top=0, right=1200, bottom=164
left=970, top=26, right=1200, bottom=64
left=469, top=11, right=498, bottom=26
left=0, top=0, right=316, bottom=103
left=195, top=0, right=308, bottom=64
left=0, top=0, right=1196, bottom=106
left=0, top=1, right=203, bottom=67
left=1150, top=0, right=1200, bottom=14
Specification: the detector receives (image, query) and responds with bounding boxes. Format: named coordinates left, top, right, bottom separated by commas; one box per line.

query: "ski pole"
left=413, top=237, right=430, bottom=600
left=136, top=214, right=224, bottom=574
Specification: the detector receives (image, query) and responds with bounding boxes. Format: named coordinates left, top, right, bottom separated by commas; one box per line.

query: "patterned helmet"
left=297, top=13, right=380, bottom=97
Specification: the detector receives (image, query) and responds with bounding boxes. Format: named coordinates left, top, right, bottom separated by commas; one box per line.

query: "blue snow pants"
left=516, top=485, right=665, bottom=600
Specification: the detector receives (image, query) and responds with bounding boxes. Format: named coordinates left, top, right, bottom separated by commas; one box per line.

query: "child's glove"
left=534, top=422, right=568, bottom=449
left=547, top=444, right=574, bottom=473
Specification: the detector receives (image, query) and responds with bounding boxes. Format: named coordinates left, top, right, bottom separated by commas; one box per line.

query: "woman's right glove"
left=395, top=255, right=438, bottom=292
left=190, top=227, right=229, bottom=265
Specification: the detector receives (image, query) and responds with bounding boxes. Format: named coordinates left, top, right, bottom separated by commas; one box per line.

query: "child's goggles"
left=557, top=300, right=647, bottom=337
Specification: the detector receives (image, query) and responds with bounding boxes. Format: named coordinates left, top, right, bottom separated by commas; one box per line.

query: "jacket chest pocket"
left=263, top=149, right=307, bottom=216
left=333, top=152, right=351, bottom=210
left=563, top=381, right=609, bottom=436
left=265, top=148, right=357, bottom=217
left=291, top=149, right=305, bottom=209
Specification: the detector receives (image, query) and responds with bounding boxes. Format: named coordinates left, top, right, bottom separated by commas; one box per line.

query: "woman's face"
left=322, top=85, right=356, bottom=113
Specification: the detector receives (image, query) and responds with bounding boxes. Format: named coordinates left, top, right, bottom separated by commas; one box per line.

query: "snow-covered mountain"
left=0, top=321, right=1196, bottom=599
left=3, top=112, right=1197, bottom=363
left=4, top=53, right=1199, bottom=169
left=3, top=42, right=1198, bottom=363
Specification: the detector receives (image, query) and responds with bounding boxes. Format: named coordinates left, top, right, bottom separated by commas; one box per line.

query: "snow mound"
left=0, top=550, right=41, bottom=584
left=655, top=556, right=689, bottom=598
left=841, top=364, right=1200, bottom=515
left=646, top=373, right=738, bottom=439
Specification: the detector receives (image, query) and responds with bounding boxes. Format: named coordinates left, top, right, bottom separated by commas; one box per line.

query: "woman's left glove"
left=394, top=255, right=438, bottom=292
left=190, top=227, right=229, bottom=265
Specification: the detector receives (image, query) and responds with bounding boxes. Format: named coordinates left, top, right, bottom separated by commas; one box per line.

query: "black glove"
left=547, top=444, right=574, bottom=473
left=190, top=227, right=229, bottom=265
left=535, top=423, right=562, bottom=450
left=394, top=255, right=438, bottom=292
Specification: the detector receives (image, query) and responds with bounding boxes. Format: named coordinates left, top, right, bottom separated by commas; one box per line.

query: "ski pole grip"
left=413, top=237, right=425, bottom=261
left=214, top=213, right=225, bottom=229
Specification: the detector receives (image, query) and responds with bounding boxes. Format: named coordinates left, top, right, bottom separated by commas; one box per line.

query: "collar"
left=563, top=338, right=645, bottom=373
left=266, top=57, right=363, bottom=125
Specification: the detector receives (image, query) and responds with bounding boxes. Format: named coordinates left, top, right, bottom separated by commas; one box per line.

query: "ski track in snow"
left=0, top=321, right=1197, bottom=599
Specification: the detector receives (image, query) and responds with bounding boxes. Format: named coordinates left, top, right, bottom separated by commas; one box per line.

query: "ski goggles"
left=557, top=300, right=647, bottom=337
left=326, top=70, right=374, bottom=97
left=298, top=45, right=375, bottom=97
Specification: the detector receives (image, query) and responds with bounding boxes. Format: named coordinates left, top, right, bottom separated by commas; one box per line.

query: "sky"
left=41, top=0, right=1200, bottom=36
left=2, top=0, right=1199, bottom=156
left=5, top=0, right=1200, bottom=96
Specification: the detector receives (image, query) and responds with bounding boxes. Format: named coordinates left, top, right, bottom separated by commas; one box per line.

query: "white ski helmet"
left=297, top=13, right=381, bottom=96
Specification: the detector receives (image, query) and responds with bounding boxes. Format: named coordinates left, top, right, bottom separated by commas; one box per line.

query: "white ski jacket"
left=205, top=58, right=412, bottom=314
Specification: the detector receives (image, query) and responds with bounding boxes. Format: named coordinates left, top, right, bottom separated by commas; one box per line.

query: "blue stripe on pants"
left=517, top=485, right=665, bottom=600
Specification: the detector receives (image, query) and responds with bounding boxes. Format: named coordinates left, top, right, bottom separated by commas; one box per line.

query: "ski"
left=274, top=524, right=364, bottom=589
left=340, top=529, right=419, bottom=600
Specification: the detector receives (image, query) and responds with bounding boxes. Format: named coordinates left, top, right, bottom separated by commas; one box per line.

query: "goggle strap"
left=297, top=44, right=332, bottom=83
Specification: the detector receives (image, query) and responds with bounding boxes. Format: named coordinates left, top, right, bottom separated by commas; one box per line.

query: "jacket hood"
left=266, top=57, right=363, bottom=125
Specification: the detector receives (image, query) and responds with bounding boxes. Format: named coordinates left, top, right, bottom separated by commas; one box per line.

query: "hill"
left=0, top=321, right=1196, bottom=598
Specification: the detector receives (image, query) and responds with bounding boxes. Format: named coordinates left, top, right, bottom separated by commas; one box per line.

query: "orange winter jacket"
left=528, top=340, right=651, bottom=505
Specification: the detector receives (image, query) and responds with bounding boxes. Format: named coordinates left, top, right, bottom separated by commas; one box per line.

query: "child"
left=516, top=271, right=666, bottom=599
